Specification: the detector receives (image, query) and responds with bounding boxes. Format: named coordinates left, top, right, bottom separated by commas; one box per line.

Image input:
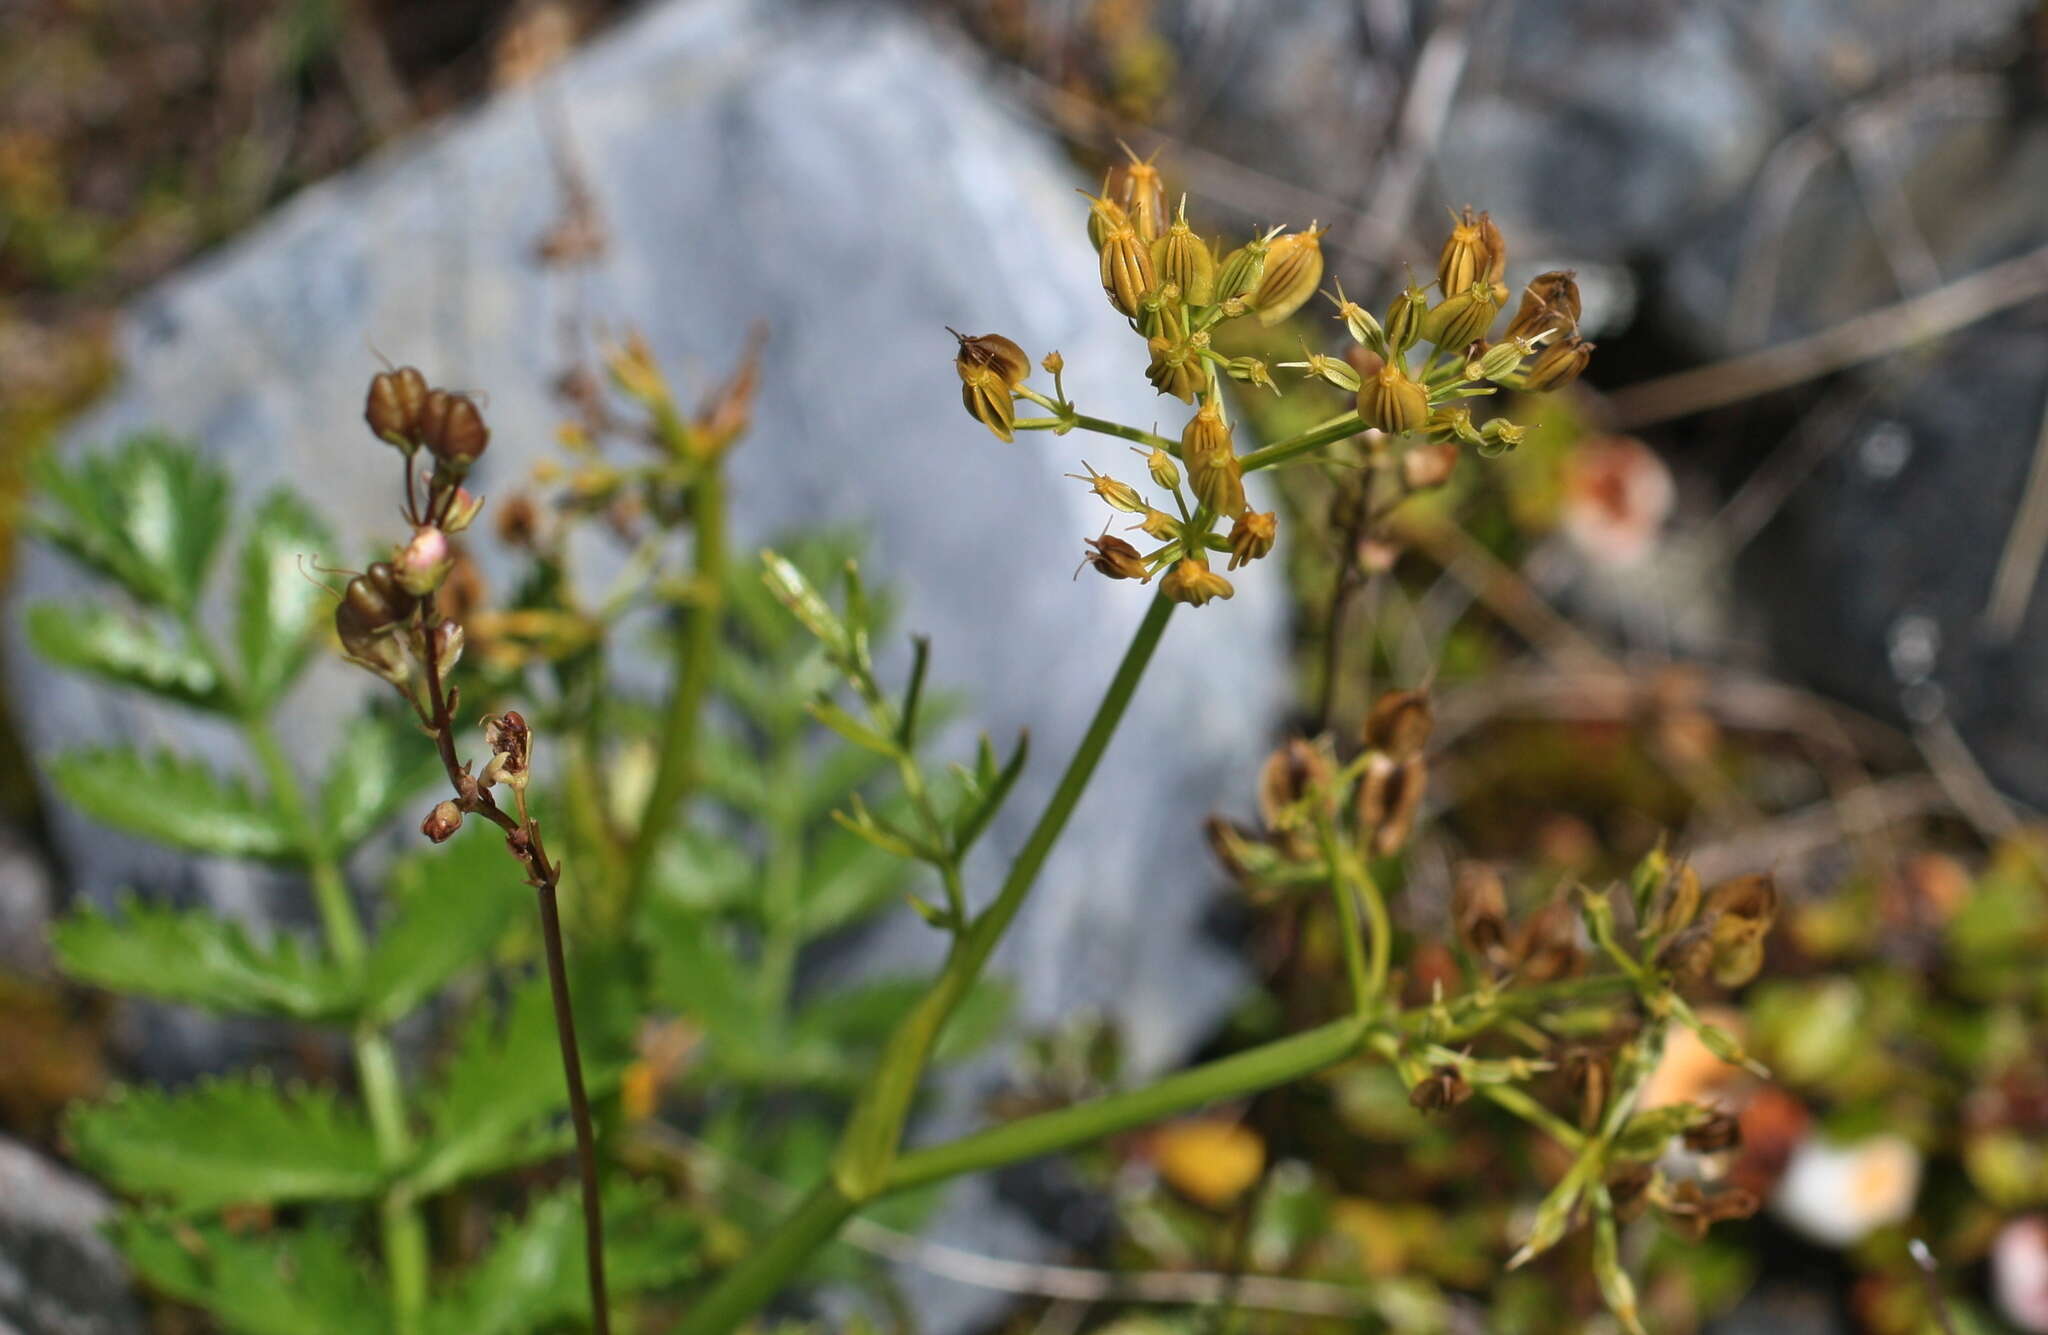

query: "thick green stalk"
left=1238, top=410, right=1365, bottom=474
left=244, top=720, right=428, bottom=1330
left=884, top=1016, right=1368, bottom=1192
left=831, top=594, right=1177, bottom=1196
left=625, top=466, right=727, bottom=909
left=1318, top=822, right=1374, bottom=1018
left=675, top=1181, right=859, bottom=1335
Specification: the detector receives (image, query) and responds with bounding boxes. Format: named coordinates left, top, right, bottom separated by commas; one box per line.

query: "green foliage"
left=51, top=748, right=295, bottom=859
left=70, top=1076, right=385, bottom=1211
left=410, top=965, right=633, bottom=1196
left=320, top=709, right=446, bottom=855
left=119, top=1218, right=389, bottom=1335
left=29, top=433, right=230, bottom=612
left=24, top=603, right=228, bottom=710
left=358, top=823, right=527, bottom=1026
left=52, top=896, right=357, bottom=1021
left=236, top=489, right=337, bottom=707
left=423, top=1183, right=700, bottom=1335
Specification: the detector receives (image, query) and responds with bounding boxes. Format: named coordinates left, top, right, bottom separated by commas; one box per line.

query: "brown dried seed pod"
left=1409, top=1065, right=1472, bottom=1113
left=1226, top=510, right=1276, bottom=570
left=1364, top=688, right=1434, bottom=759
left=1080, top=534, right=1149, bottom=581
left=951, top=329, right=1031, bottom=387
left=421, top=800, right=463, bottom=844
left=1521, top=334, right=1594, bottom=391
left=365, top=366, right=429, bottom=450
left=1357, top=753, right=1426, bottom=856
left=1684, top=1109, right=1743, bottom=1154
left=1503, top=269, right=1582, bottom=343
left=1451, top=861, right=1509, bottom=961
left=1513, top=896, right=1583, bottom=982
left=1257, top=737, right=1333, bottom=833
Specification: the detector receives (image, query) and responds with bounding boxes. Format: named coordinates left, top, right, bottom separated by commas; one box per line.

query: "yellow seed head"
left=1161, top=556, right=1234, bottom=607
left=1181, top=402, right=1245, bottom=517
left=1479, top=211, right=1508, bottom=302
left=1108, top=143, right=1169, bottom=243
left=1084, top=185, right=1131, bottom=252
left=1068, top=462, right=1148, bottom=514
left=1135, top=507, right=1180, bottom=542
left=1252, top=225, right=1326, bottom=326
left=1384, top=280, right=1430, bottom=353
left=1140, top=446, right=1181, bottom=492
left=1226, top=510, right=1277, bottom=570
left=1355, top=362, right=1429, bottom=435
left=1215, top=227, right=1279, bottom=306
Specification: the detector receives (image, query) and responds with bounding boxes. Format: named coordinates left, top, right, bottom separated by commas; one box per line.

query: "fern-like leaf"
left=360, top=824, right=527, bottom=1026
left=321, top=708, right=442, bottom=850
left=53, top=896, right=358, bottom=1021
left=236, top=489, right=335, bottom=708
left=117, top=1218, right=388, bottom=1335
left=70, top=1075, right=384, bottom=1210
left=29, top=433, right=229, bottom=612
left=50, top=748, right=294, bottom=860
left=25, top=603, right=229, bottom=711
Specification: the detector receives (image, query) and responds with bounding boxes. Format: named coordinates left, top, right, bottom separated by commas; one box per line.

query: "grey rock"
left=5, top=0, right=1285, bottom=1322
left=0, top=828, right=57, bottom=980
left=0, top=1136, right=144, bottom=1335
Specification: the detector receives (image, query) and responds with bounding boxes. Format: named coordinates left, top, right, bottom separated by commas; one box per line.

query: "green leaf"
left=237, top=489, right=336, bottom=707
left=797, top=821, right=909, bottom=936
left=760, top=550, right=849, bottom=659
left=30, top=433, right=230, bottom=611
left=321, top=709, right=441, bottom=849
left=25, top=602, right=229, bottom=710
left=53, top=896, right=358, bottom=1021
left=71, top=1076, right=384, bottom=1210
left=647, top=825, right=760, bottom=917
left=808, top=699, right=902, bottom=760
left=643, top=904, right=774, bottom=1056
left=952, top=729, right=1029, bottom=854
left=51, top=748, right=294, bottom=860
left=119, top=1218, right=387, bottom=1335
left=423, top=1181, right=698, bottom=1335
left=360, top=824, right=527, bottom=1026
left=409, top=962, right=633, bottom=1196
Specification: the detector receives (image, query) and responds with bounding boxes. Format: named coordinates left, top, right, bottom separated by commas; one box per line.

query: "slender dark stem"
left=537, top=876, right=611, bottom=1333
left=417, top=611, right=610, bottom=1335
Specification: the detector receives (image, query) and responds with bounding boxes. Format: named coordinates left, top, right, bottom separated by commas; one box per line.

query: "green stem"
left=677, top=1182, right=859, bottom=1335
left=831, top=594, right=1177, bottom=1196
left=1238, top=410, right=1365, bottom=474
left=1012, top=387, right=1180, bottom=454
left=625, top=465, right=727, bottom=911
left=1318, top=821, right=1374, bottom=1018
left=884, top=1016, right=1367, bottom=1193
left=243, top=720, right=428, bottom=1330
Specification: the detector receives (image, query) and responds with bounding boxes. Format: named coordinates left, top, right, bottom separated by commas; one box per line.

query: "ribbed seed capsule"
left=1225, top=356, right=1278, bottom=394
left=1437, top=206, right=1490, bottom=297
left=959, top=365, right=1015, bottom=442
left=1420, top=282, right=1500, bottom=352
left=1084, top=186, right=1131, bottom=253
left=1252, top=226, right=1326, bottom=326
left=1521, top=335, right=1593, bottom=391
left=951, top=329, right=1031, bottom=387
left=365, top=367, right=429, bottom=451
left=1226, top=510, right=1277, bottom=570
left=1181, top=402, right=1246, bottom=517
left=344, top=561, right=418, bottom=631
left=1141, top=446, right=1181, bottom=491
left=1215, top=228, right=1279, bottom=306
left=1480, top=211, right=1509, bottom=305
left=1151, top=210, right=1215, bottom=306
left=1384, top=281, right=1430, bottom=353
left=419, top=390, right=490, bottom=468
left=1099, top=226, right=1157, bottom=317
left=1145, top=337, right=1206, bottom=403
left=1355, top=362, right=1429, bottom=435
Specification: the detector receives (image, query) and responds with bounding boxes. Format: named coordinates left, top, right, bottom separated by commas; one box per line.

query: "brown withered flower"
left=1363, top=688, right=1433, bottom=760
left=950, top=328, right=1031, bottom=388
left=1521, top=335, right=1594, bottom=392
left=1257, top=737, right=1334, bottom=838
left=1451, top=861, right=1510, bottom=963
left=1080, top=534, right=1150, bottom=582
left=1659, top=1179, right=1761, bottom=1243
left=1684, top=1108, right=1744, bottom=1154
left=1356, top=752, right=1426, bottom=856
left=480, top=710, right=533, bottom=792
left=1409, top=1064, right=1473, bottom=1113
left=1503, top=269, right=1583, bottom=344
left=1513, top=896, right=1584, bottom=982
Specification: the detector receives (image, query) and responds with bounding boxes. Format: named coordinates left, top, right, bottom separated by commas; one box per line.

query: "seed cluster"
left=953, top=148, right=1594, bottom=609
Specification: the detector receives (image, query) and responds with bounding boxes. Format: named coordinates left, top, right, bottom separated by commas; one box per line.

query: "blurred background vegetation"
left=5, top=2, right=2048, bottom=1333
